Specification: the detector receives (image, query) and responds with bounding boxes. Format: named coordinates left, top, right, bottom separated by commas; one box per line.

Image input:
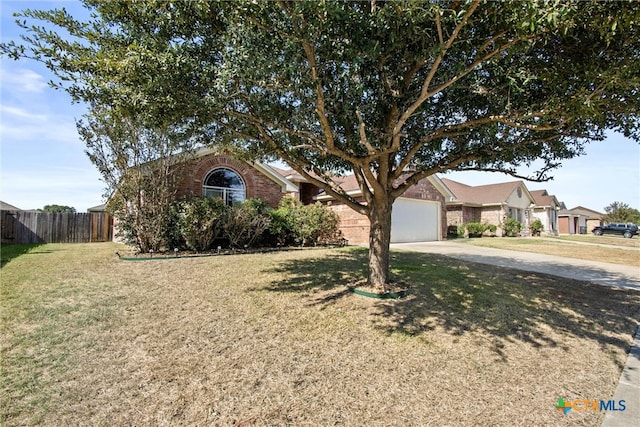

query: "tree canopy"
left=3, top=0, right=639, bottom=286
left=41, top=204, right=76, bottom=213
left=603, top=202, right=640, bottom=224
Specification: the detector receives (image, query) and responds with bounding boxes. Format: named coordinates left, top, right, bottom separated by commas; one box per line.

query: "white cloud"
left=1, top=67, right=48, bottom=94
left=0, top=108, right=81, bottom=144
left=0, top=104, right=48, bottom=120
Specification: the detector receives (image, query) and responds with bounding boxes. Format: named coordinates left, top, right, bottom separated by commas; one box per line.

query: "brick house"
left=173, top=150, right=453, bottom=244
left=271, top=167, right=454, bottom=243
left=110, top=149, right=454, bottom=244
left=173, top=149, right=297, bottom=207
left=441, top=178, right=537, bottom=236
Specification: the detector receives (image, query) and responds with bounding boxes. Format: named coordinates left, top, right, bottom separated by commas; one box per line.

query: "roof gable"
left=191, top=148, right=298, bottom=193
left=441, top=178, right=534, bottom=205
left=567, top=206, right=604, bottom=218
left=530, top=189, right=559, bottom=207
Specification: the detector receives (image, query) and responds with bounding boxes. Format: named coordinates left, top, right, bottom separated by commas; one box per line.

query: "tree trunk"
left=368, top=199, right=393, bottom=289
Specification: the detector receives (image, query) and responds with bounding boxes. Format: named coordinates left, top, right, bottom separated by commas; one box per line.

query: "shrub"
left=529, top=218, right=544, bottom=236
left=266, top=196, right=301, bottom=246
left=292, top=202, right=340, bottom=246
left=177, top=197, right=227, bottom=252
left=264, top=197, right=340, bottom=246
left=459, top=222, right=497, bottom=238
left=166, top=202, right=185, bottom=250
left=503, top=217, right=522, bottom=237
left=109, top=194, right=176, bottom=253
left=465, top=222, right=486, bottom=238
left=447, top=225, right=459, bottom=238
left=223, top=199, right=272, bottom=249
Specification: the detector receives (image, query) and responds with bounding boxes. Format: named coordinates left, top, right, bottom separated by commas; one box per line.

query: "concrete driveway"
left=390, top=241, right=640, bottom=291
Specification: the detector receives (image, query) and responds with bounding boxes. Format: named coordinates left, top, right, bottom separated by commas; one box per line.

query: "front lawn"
left=552, top=234, right=640, bottom=248
left=1, top=243, right=638, bottom=426
left=458, top=236, right=640, bottom=267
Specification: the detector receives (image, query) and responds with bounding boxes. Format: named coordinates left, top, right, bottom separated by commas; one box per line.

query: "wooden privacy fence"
left=1, top=211, right=112, bottom=244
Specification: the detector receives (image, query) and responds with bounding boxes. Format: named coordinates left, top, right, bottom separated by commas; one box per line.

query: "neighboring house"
left=529, top=190, right=560, bottom=235
left=441, top=178, right=536, bottom=236
left=0, top=201, right=21, bottom=211
left=87, top=204, right=106, bottom=213
left=558, top=205, right=603, bottom=234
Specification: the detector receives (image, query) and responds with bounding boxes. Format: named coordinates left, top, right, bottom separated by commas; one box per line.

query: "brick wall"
left=174, top=154, right=284, bottom=207
left=446, top=205, right=482, bottom=225
left=325, top=202, right=370, bottom=244
left=479, top=206, right=504, bottom=225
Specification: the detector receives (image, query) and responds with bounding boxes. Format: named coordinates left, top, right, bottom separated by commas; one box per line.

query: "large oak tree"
left=4, top=0, right=639, bottom=287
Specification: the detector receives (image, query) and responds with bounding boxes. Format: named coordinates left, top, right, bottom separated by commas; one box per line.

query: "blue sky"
left=1, top=0, right=639, bottom=212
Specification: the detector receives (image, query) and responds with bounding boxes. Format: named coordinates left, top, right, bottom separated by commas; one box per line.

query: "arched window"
left=202, top=168, right=246, bottom=205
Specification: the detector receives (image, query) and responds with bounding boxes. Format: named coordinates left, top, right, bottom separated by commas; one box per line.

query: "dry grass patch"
left=459, top=237, right=640, bottom=267
left=552, top=234, right=640, bottom=248
left=1, top=243, right=639, bottom=426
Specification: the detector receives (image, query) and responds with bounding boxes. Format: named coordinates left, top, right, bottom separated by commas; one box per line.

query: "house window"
left=203, top=168, right=246, bottom=205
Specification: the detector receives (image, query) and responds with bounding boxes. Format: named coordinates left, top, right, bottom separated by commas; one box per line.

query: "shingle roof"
left=441, top=178, right=524, bottom=205
left=270, top=166, right=362, bottom=192
left=0, top=200, right=21, bottom=211
left=530, top=189, right=558, bottom=207
left=565, top=206, right=604, bottom=218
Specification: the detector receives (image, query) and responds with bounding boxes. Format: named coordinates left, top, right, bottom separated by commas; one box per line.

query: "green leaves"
left=2, top=0, right=638, bottom=193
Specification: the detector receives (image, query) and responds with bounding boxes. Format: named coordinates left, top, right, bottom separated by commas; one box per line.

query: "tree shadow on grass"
left=262, top=247, right=370, bottom=294
left=263, top=248, right=640, bottom=364
left=0, top=244, right=45, bottom=268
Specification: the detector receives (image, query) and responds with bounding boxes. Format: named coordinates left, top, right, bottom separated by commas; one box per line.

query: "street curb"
left=601, top=324, right=640, bottom=427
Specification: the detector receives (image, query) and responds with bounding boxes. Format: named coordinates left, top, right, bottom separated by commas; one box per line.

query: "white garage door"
left=391, top=198, right=440, bottom=243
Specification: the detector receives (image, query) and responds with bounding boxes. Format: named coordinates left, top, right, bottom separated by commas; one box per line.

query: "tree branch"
left=390, top=153, right=478, bottom=199
left=453, top=165, right=556, bottom=182
left=219, top=119, right=369, bottom=215
left=392, top=110, right=563, bottom=178
left=356, top=109, right=376, bottom=155
left=392, top=0, right=481, bottom=150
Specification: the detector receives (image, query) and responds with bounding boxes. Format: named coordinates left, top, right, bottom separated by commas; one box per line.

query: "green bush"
left=177, top=197, right=227, bottom=251
left=292, top=202, right=341, bottom=246
left=465, top=222, right=486, bottom=237
left=529, top=218, right=544, bottom=236
left=109, top=194, right=175, bottom=253
left=166, top=202, right=185, bottom=250
left=137, top=195, right=341, bottom=252
left=266, top=196, right=301, bottom=246
left=223, top=199, right=272, bottom=249
left=503, top=217, right=522, bottom=237
left=264, top=197, right=340, bottom=246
